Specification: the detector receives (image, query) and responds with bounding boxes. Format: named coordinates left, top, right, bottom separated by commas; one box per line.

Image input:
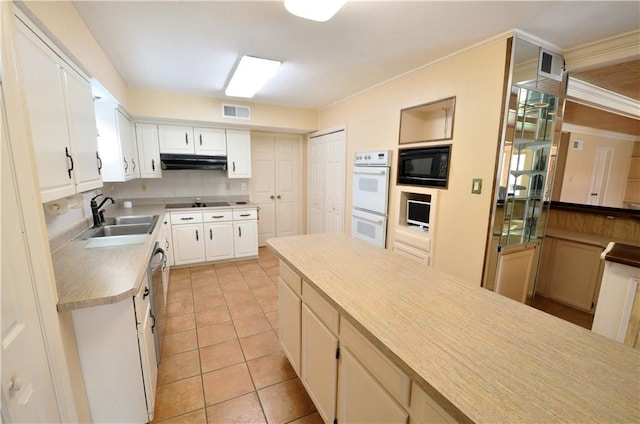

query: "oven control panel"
left=354, top=150, right=392, bottom=166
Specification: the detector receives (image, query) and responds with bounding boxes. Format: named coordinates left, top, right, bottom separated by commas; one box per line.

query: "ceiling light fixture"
left=284, top=0, right=346, bottom=22
left=225, top=56, right=282, bottom=98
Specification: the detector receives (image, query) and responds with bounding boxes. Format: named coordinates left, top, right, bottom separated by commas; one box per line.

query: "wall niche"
left=398, top=96, right=455, bottom=144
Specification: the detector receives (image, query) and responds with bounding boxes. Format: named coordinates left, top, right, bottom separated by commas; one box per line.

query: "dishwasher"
left=148, top=243, right=167, bottom=364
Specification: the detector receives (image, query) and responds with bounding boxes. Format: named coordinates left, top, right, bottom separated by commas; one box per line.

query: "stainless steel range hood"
left=160, top=154, right=227, bottom=170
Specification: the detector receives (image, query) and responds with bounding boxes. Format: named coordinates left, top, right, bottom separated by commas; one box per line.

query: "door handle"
left=65, top=147, right=74, bottom=179
left=199, top=134, right=203, bottom=146
left=96, top=151, right=102, bottom=175
left=152, top=159, right=155, bottom=171
left=238, top=226, right=242, bottom=237
left=123, top=157, right=129, bottom=172
left=276, top=195, right=281, bottom=199
left=185, top=133, right=189, bottom=145
left=270, top=195, right=275, bottom=200
left=210, top=228, right=213, bottom=239
left=195, top=229, right=199, bottom=241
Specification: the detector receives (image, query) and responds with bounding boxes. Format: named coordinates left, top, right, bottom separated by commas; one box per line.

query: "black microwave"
left=397, top=145, right=451, bottom=188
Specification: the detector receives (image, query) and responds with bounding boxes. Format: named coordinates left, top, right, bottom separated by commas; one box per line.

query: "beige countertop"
left=267, top=233, right=640, bottom=423
left=52, top=204, right=167, bottom=312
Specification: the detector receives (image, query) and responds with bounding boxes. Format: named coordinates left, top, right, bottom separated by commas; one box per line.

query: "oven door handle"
left=353, top=167, right=387, bottom=176
left=352, top=212, right=384, bottom=225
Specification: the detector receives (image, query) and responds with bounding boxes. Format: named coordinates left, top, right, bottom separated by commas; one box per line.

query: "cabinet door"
left=15, top=21, right=76, bottom=202
left=233, top=220, right=258, bottom=258
left=195, top=127, right=226, bottom=156
left=301, top=304, right=338, bottom=424
left=115, top=110, right=136, bottom=180
left=158, top=125, right=194, bottom=154
left=162, top=213, right=174, bottom=267
left=337, top=348, right=408, bottom=424
left=547, top=240, right=603, bottom=311
left=138, top=305, right=158, bottom=421
left=171, top=224, right=205, bottom=265
left=227, top=129, right=252, bottom=178
left=136, top=123, right=162, bottom=178
left=62, top=66, right=102, bottom=192
left=279, top=279, right=301, bottom=376
left=204, top=222, right=235, bottom=261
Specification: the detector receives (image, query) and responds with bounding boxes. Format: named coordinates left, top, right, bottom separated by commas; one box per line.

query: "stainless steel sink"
left=76, top=215, right=159, bottom=240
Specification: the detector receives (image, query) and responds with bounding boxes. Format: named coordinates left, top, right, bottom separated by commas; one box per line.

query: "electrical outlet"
left=471, top=178, right=482, bottom=194
left=141, top=183, right=147, bottom=191
left=241, top=182, right=247, bottom=191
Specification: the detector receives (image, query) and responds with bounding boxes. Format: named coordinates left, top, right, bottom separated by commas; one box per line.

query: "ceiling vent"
left=222, top=104, right=251, bottom=120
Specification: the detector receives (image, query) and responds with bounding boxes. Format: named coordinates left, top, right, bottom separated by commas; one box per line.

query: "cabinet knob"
left=8, top=376, right=23, bottom=393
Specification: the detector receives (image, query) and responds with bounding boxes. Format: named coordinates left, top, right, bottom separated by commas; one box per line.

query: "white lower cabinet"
left=172, top=222, right=206, bottom=266
left=301, top=303, right=338, bottom=424
left=71, top=280, right=157, bottom=423
left=205, top=222, right=235, bottom=261
left=279, top=279, right=302, bottom=375
left=233, top=209, right=259, bottom=258
left=337, top=347, right=408, bottom=424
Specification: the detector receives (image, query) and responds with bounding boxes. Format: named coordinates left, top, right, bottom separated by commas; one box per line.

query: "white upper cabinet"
left=194, top=127, right=227, bottom=156
left=135, top=123, right=162, bottom=178
left=95, top=102, right=139, bottom=182
left=158, top=124, right=194, bottom=154
left=227, top=129, right=252, bottom=178
left=15, top=18, right=102, bottom=203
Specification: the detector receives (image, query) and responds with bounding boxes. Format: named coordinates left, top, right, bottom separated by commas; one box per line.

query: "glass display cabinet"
left=500, top=86, right=557, bottom=247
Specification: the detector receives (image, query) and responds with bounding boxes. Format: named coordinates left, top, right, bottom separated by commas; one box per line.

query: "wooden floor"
left=531, top=295, right=594, bottom=329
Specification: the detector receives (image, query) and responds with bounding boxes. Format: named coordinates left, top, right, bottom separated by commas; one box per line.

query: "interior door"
left=274, top=135, right=300, bottom=238
left=308, top=136, right=326, bottom=234
left=587, top=146, right=613, bottom=206
left=323, top=131, right=346, bottom=233
left=251, top=135, right=276, bottom=245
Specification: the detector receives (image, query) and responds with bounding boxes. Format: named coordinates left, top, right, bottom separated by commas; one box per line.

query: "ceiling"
left=71, top=1, right=640, bottom=109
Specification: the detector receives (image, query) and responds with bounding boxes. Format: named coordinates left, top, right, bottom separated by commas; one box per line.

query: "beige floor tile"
left=265, top=311, right=279, bottom=331
left=237, top=260, right=260, bottom=270
left=247, top=351, right=296, bottom=390
left=192, top=284, right=222, bottom=298
left=241, top=269, right=268, bottom=279
left=252, top=285, right=278, bottom=299
left=194, top=293, right=226, bottom=312
left=245, top=276, right=274, bottom=289
left=167, top=288, right=193, bottom=304
left=152, top=408, right=206, bottom=424
left=206, top=392, right=266, bottom=424
left=197, top=321, right=237, bottom=348
left=217, top=271, right=245, bottom=284
left=153, top=376, right=204, bottom=422
left=191, top=275, right=219, bottom=288
left=200, top=339, right=245, bottom=373
left=202, top=363, right=255, bottom=405
left=165, top=313, right=196, bottom=334
left=289, top=412, right=324, bottom=424
left=234, top=314, right=272, bottom=338
left=163, top=329, right=198, bottom=357
left=224, top=289, right=256, bottom=306
left=196, top=305, right=231, bottom=328
left=220, top=280, right=250, bottom=293
left=269, top=275, right=280, bottom=284
left=157, top=350, right=200, bottom=385
left=214, top=262, right=238, bottom=270
left=168, top=279, right=192, bottom=293
left=229, top=301, right=263, bottom=321
left=239, top=330, right=282, bottom=360
left=166, top=299, right=195, bottom=317
left=190, top=264, right=215, bottom=275
left=170, top=268, right=191, bottom=281
left=257, top=258, right=279, bottom=269
left=257, top=296, right=279, bottom=313
left=264, top=266, right=280, bottom=277
left=258, top=378, right=315, bottom=424
left=214, top=266, right=241, bottom=276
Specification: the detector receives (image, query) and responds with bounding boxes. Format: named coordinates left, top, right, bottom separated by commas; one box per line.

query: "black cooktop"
left=166, top=201, right=230, bottom=209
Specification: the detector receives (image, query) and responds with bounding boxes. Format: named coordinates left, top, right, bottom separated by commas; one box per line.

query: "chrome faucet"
left=90, top=194, right=116, bottom=227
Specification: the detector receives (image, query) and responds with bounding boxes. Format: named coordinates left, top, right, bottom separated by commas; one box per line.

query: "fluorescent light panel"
left=285, top=0, right=346, bottom=22
left=225, top=56, right=281, bottom=98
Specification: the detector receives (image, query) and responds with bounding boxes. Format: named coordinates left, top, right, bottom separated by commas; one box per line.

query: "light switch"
left=472, top=178, right=482, bottom=194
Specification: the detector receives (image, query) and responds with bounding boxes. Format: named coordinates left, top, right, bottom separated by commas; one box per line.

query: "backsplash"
left=44, top=190, right=98, bottom=240
left=103, top=170, right=250, bottom=200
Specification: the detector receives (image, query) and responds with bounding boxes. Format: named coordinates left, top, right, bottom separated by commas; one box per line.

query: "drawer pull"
left=195, top=229, right=199, bottom=241
left=209, top=228, right=213, bottom=239
left=180, top=217, right=194, bottom=221
left=142, top=286, right=150, bottom=299
left=240, top=213, right=251, bottom=217
left=213, top=215, right=224, bottom=219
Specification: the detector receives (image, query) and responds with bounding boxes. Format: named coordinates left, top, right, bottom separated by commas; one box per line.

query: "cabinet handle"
left=209, top=228, right=213, bottom=240
left=240, top=213, right=250, bottom=217
left=199, top=134, right=203, bottom=146
left=150, top=311, right=156, bottom=333
left=96, top=151, right=102, bottom=175
left=123, top=157, right=129, bottom=172
left=213, top=215, right=224, bottom=219
left=276, top=195, right=281, bottom=199
left=142, top=286, right=150, bottom=299
left=132, top=158, right=136, bottom=171
left=196, top=229, right=199, bottom=241
left=180, top=217, right=194, bottom=221
left=151, top=159, right=155, bottom=171
left=185, top=133, right=189, bottom=145
left=238, top=226, right=242, bottom=237
left=270, top=195, right=275, bottom=200
left=65, top=147, right=74, bottom=179
left=165, top=240, right=169, bottom=249
left=232, top=161, right=236, bottom=172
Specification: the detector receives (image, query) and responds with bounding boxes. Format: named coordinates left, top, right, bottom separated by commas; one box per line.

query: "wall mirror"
left=398, top=97, right=455, bottom=144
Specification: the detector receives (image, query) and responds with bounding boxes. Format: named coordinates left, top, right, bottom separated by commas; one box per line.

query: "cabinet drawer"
left=233, top=209, right=257, bottom=220
left=171, top=212, right=203, bottom=225
left=280, top=260, right=302, bottom=295
left=302, top=280, right=339, bottom=335
left=394, top=241, right=431, bottom=266
left=203, top=210, right=233, bottom=222
left=340, top=318, right=411, bottom=407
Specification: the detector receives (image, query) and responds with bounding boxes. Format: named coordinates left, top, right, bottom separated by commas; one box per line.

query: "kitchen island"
left=268, top=233, right=640, bottom=423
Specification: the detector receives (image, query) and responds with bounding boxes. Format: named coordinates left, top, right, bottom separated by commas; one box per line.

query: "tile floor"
left=531, top=295, right=594, bottom=329
left=152, top=247, right=323, bottom=424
